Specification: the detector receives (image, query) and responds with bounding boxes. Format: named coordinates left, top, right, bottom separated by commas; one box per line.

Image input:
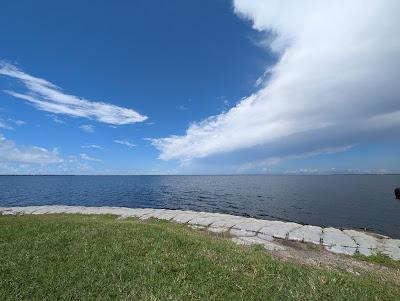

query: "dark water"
left=0, top=175, right=399, bottom=238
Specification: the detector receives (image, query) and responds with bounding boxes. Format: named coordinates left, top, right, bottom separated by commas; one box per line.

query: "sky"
left=0, top=0, right=399, bottom=175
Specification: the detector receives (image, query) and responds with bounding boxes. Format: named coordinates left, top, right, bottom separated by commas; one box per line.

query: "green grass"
left=354, top=253, right=400, bottom=270
left=0, top=214, right=399, bottom=300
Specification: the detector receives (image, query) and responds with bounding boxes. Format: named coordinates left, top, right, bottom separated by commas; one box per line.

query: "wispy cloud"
left=14, top=119, right=26, bottom=126
left=238, top=145, right=354, bottom=172
left=80, top=124, right=94, bottom=133
left=176, top=105, right=188, bottom=111
left=0, top=117, right=26, bottom=130
left=152, top=1, right=400, bottom=165
left=0, top=120, right=13, bottom=130
left=0, top=61, right=148, bottom=125
left=114, top=139, right=135, bottom=148
left=0, top=134, right=62, bottom=164
left=47, top=114, right=65, bottom=124
left=80, top=153, right=102, bottom=162
left=81, top=144, right=103, bottom=149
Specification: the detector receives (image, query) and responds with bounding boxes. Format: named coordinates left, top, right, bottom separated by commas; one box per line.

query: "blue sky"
left=0, top=0, right=399, bottom=174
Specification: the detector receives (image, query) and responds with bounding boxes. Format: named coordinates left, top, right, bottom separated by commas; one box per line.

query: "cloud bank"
left=0, top=62, right=147, bottom=125
left=153, top=0, right=400, bottom=164
left=0, top=134, right=61, bottom=164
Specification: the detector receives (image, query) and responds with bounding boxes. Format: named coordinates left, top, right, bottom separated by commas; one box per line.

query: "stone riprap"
left=1, top=205, right=399, bottom=260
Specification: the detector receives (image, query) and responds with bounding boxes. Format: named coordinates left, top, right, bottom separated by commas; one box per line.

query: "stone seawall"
left=1, top=205, right=399, bottom=260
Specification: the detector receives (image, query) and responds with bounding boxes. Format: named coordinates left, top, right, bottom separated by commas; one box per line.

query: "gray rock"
left=325, top=245, right=357, bottom=255
left=343, top=229, right=381, bottom=255
left=259, top=222, right=302, bottom=239
left=382, top=239, right=400, bottom=260
left=322, top=228, right=357, bottom=248
left=230, top=228, right=256, bottom=237
left=208, top=227, right=228, bottom=233
left=288, top=225, right=322, bottom=245
left=210, top=217, right=243, bottom=228
left=233, top=218, right=276, bottom=232
left=232, top=236, right=286, bottom=251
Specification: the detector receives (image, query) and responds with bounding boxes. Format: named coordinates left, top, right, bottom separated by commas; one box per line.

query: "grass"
left=0, top=214, right=399, bottom=300
left=354, top=253, right=400, bottom=270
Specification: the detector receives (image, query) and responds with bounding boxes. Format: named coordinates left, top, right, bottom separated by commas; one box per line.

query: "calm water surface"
left=0, top=175, right=399, bottom=238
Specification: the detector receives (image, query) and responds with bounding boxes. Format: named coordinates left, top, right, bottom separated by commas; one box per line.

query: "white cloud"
left=176, top=105, right=188, bottom=111
left=14, top=119, right=26, bottom=126
left=0, top=119, right=13, bottom=130
left=238, top=145, right=354, bottom=172
left=80, top=124, right=94, bottom=133
left=47, top=114, right=65, bottom=124
left=0, top=118, right=26, bottom=130
left=0, top=61, right=147, bottom=125
left=80, top=153, right=102, bottom=162
left=81, top=144, right=103, bottom=149
left=0, top=133, right=62, bottom=164
left=114, top=139, right=135, bottom=148
left=152, top=1, right=400, bottom=164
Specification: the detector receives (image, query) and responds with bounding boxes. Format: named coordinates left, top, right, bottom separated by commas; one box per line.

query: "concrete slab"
left=233, top=218, right=276, bottom=232
left=173, top=213, right=199, bottom=224
left=288, top=225, right=322, bottom=245
left=382, top=239, right=400, bottom=260
left=232, top=236, right=286, bottom=251
left=325, top=245, right=357, bottom=256
left=188, top=215, right=222, bottom=227
left=150, top=210, right=182, bottom=221
left=257, top=233, right=275, bottom=242
left=3, top=205, right=398, bottom=260
left=259, top=222, right=302, bottom=239
left=230, top=228, right=256, bottom=237
left=322, top=228, right=357, bottom=248
left=343, top=229, right=381, bottom=253
left=210, top=217, right=243, bottom=228
left=207, top=227, right=228, bottom=234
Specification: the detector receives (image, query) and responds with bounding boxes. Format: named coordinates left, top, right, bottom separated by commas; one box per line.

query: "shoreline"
left=1, top=205, right=399, bottom=261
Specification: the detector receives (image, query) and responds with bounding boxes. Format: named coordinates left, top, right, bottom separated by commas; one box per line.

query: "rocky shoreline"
left=1, top=205, right=399, bottom=260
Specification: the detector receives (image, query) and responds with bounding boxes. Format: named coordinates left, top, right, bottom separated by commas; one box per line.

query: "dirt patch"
left=267, top=239, right=400, bottom=284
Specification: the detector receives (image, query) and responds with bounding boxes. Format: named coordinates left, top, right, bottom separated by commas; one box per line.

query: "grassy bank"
left=0, top=214, right=399, bottom=300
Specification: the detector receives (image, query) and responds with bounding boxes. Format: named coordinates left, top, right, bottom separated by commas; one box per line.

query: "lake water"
left=0, top=175, right=399, bottom=238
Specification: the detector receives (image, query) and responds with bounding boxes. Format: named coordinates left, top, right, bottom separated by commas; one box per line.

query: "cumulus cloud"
left=114, top=139, right=135, bottom=148
left=0, top=61, right=147, bottom=125
left=152, top=1, right=400, bottom=164
left=0, top=134, right=62, bottom=164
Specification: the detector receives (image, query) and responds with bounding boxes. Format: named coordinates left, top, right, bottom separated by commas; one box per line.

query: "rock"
left=259, top=222, right=302, bottom=239
left=232, top=219, right=276, bottom=232
left=232, top=236, right=286, bottom=251
left=207, top=227, right=228, bottom=233
left=343, top=229, right=381, bottom=255
left=230, top=228, right=256, bottom=237
left=210, top=217, right=243, bottom=228
left=322, top=228, right=357, bottom=248
left=188, top=215, right=222, bottom=226
left=382, top=239, right=400, bottom=260
left=325, top=245, right=357, bottom=255
left=395, top=187, right=400, bottom=200
left=288, top=225, right=322, bottom=245
left=173, top=213, right=199, bottom=224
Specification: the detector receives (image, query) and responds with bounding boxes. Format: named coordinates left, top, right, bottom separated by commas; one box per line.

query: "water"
left=0, top=175, right=399, bottom=238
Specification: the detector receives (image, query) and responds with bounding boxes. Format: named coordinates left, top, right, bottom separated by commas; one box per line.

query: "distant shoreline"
left=0, top=174, right=399, bottom=176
